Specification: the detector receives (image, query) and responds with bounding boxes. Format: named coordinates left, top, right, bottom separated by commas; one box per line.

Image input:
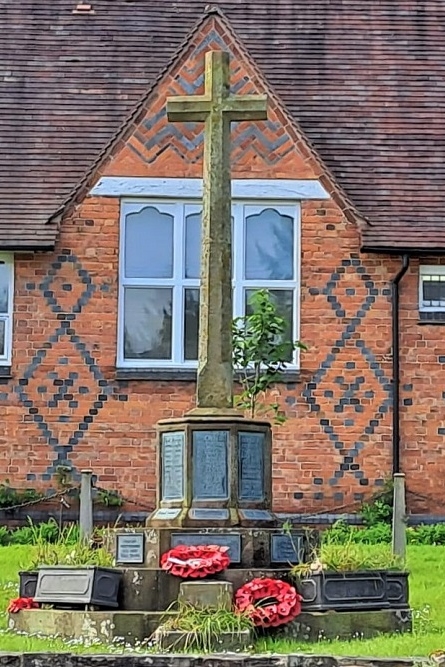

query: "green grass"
left=263, top=545, right=445, bottom=657
left=0, top=544, right=444, bottom=656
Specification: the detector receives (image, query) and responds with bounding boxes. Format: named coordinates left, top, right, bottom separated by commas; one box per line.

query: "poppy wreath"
left=7, top=597, right=39, bottom=613
left=161, top=544, right=231, bottom=578
left=235, top=577, right=302, bottom=627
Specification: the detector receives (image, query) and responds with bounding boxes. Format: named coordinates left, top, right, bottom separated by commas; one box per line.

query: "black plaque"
left=271, top=534, right=303, bottom=564
left=239, top=431, right=265, bottom=501
left=189, top=508, right=229, bottom=520
left=162, top=432, right=185, bottom=501
left=239, top=509, right=274, bottom=521
left=116, top=533, right=145, bottom=564
left=171, top=533, right=241, bottom=562
left=192, top=430, right=228, bottom=500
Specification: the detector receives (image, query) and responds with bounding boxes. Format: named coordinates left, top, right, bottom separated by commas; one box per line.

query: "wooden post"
left=392, top=472, right=406, bottom=560
left=79, top=469, right=93, bottom=543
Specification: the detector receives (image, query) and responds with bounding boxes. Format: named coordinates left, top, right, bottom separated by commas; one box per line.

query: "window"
left=419, top=265, right=445, bottom=312
left=118, top=201, right=300, bottom=368
left=0, top=253, right=13, bottom=365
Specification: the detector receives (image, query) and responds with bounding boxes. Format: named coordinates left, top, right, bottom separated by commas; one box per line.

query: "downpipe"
left=391, top=254, right=410, bottom=475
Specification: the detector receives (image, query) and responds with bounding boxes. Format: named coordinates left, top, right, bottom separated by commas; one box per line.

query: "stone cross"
left=167, top=50, right=267, bottom=412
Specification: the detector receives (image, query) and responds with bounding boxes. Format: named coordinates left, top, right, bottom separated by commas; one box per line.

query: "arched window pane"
left=245, top=208, right=294, bottom=280
left=245, top=289, right=294, bottom=362
left=185, top=212, right=201, bottom=279
left=125, top=206, right=173, bottom=278
left=124, top=287, right=172, bottom=360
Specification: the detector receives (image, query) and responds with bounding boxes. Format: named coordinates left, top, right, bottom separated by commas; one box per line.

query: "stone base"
left=9, top=608, right=412, bottom=644
left=281, top=608, right=412, bottom=641
left=151, top=414, right=273, bottom=529
left=153, top=627, right=252, bottom=651
left=121, top=567, right=288, bottom=611
left=8, top=609, right=176, bottom=644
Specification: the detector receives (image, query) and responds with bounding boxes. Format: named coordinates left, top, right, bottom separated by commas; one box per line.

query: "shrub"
left=0, top=525, right=9, bottom=546
left=323, top=519, right=445, bottom=547
left=0, top=481, right=45, bottom=509
left=359, top=479, right=393, bottom=526
left=406, top=523, right=445, bottom=545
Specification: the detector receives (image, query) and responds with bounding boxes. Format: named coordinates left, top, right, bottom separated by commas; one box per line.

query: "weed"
left=156, top=602, right=253, bottom=653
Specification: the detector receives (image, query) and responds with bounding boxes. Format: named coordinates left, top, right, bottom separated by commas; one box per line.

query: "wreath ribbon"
left=161, top=544, right=230, bottom=578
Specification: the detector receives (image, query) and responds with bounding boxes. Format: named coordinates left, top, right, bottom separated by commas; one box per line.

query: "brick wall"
left=2, top=14, right=444, bottom=516
left=398, top=257, right=445, bottom=514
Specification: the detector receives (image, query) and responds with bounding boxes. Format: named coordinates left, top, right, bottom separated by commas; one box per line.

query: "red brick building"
left=1, top=1, right=445, bottom=518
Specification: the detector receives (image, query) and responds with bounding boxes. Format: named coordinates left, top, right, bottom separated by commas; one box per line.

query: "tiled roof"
left=1, top=0, right=445, bottom=250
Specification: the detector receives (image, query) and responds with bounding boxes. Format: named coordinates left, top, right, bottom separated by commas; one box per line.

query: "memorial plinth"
left=147, top=414, right=273, bottom=528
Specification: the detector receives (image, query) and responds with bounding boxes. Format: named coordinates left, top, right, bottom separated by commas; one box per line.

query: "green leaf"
left=232, top=289, right=306, bottom=422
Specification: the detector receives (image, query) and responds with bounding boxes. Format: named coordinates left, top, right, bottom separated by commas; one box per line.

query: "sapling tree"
left=232, top=289, right=306, bottom=423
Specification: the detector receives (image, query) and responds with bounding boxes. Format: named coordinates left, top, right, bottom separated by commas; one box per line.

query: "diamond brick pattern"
left=39, top=252, right=96, bottom=315
left=301, top=255, right=392, bottom=493
left=13, top=250, right=128, bottom=479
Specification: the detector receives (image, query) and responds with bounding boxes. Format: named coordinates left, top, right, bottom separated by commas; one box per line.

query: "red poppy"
left=235, top=577, right=302, bottom=627
left=161, top=544, right=231, bottom=578
left=7, top=597, right=39, bottom=613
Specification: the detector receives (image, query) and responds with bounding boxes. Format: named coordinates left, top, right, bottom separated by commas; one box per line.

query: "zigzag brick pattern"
left=103, top=20, right=314, bottom=181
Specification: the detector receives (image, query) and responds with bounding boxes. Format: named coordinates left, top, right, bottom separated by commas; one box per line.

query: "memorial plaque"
left=271, top=534, right=303, bottom=564
left=239, top=509, right=274, bottom=521
left=151, top=508, right=181, bottom=521
left=238, top=431, right=264, bottom=501
left=192, top=430, right=228, bottom=500
left=116, top=533, right=145, bottom=564
left=162, top=432, right=185, bottom=501
left=171, top=533, right=241, bottom=562
left=189, top=508, right=229, bottom=520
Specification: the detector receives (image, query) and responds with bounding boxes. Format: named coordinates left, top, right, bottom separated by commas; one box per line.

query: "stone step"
left=9, top=607, right=412, bottom=644
left=121, top=567, right=288, bottom=611
left=9, top=609, right=176, bottom=644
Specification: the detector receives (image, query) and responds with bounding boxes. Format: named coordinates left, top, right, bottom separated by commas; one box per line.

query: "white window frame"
left=117, top=199, right=301, bottom=370
left=0, top=252, right=14, bottom=365
left=419, top=265, right=445, bottom=312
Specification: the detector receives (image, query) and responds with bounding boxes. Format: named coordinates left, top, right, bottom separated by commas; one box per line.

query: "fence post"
left=79, top=469, right=93, bottom=543
left=392, top=472, right=407, bottom=560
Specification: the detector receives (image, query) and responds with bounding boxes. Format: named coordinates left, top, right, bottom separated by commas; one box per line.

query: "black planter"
left=34, top=566, right=122, bottom=608
left=19, top=571, right=38, bottom=598
left=387, top=571, right=410, bottom=609
left=297, top=570, right=409, bottom=612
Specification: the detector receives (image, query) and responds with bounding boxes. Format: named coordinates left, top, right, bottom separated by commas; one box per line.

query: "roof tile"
left=1, top=1, right=445, bottom=250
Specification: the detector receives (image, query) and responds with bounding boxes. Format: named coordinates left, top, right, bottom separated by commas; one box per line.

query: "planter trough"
left=34, top=566, right=122, bottom=608
left=19, top=571, right=38, bottom=599
left=297, top=570, right=409, bottom=612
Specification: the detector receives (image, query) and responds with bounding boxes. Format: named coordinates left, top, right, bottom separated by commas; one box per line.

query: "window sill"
left=115, top=368, right=301, bottom=384
left=116, top=368, right=197, bottom=382
left=419, top=312, right=445, bottom=324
